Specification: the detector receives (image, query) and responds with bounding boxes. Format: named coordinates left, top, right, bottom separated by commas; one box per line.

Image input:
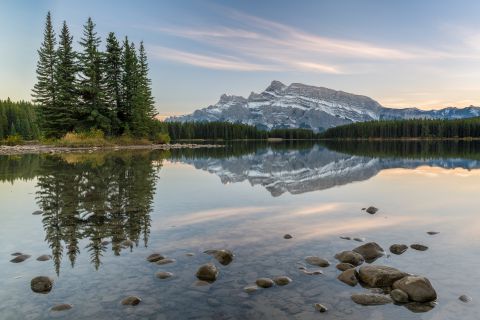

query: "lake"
left=0, top=141, right=478, bottom=319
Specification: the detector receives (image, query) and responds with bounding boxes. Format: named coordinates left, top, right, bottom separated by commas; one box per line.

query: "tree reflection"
left=35, top=151, right=165, bottom=274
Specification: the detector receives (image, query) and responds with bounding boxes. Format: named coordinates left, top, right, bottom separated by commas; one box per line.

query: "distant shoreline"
left=0, top=143, right=223, bottom=155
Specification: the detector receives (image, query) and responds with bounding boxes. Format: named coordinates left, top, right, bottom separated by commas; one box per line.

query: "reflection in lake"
left=0, top=142, right=479, bottom=319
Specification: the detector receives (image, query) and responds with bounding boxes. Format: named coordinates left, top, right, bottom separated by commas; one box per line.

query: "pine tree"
left=104, top=32, right=123, bottom=135
left=54, top=21, right=78, bottom=135
left=119, top=37, right=137, bottom=134
left=32, top=11, right=57, bottom=136
left=78, top=17, right=110, bottom=133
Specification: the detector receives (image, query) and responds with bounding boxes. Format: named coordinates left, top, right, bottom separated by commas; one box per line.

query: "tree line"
left=321, top=118, right=480, bottom=139
left=166, top=121, right=323, bottom=140
left=33, top=12, right=164, bottom=138
left=0, top=99, right=40, bottom=140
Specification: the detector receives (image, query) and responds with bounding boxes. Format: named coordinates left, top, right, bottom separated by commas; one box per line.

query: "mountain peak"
left=265, top=80, right=286, bottom=93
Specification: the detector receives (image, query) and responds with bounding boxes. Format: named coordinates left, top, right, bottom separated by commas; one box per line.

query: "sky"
left=2, top=0, right=480, bottom=118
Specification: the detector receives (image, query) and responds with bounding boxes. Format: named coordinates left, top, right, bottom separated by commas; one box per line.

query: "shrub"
left=2, top=134, right=24, bottom=146
left=152, top=133, right=171, bottom=144
left=57, top=129, right=111, bottom=147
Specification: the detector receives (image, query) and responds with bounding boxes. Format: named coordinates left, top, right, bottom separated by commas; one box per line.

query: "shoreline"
left=0, top=143, right=223, bottom=155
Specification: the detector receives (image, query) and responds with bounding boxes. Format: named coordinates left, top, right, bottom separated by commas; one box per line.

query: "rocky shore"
left=0, top=143, right=223, bottom=155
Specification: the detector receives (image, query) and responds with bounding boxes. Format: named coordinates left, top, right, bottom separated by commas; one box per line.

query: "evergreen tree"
left=104, top=32, right=123, bottom=135
left=32, top=12, right=57, bottom=136
left=54, top=21, right=78, bottom=135
left=119, top=37, right=137, bottom=133
left=78, top=17, right=110, bottom=133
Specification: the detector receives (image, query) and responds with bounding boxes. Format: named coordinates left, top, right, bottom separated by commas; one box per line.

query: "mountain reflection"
left=174, top=141, right=480, bottom=197
left=34, top=151, right=165, bottom=274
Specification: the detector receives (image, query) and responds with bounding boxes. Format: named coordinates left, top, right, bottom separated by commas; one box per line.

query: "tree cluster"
left=0, top=99, right=40, bottom=140
left=33, top=12, right=160, bottom=138
left=321, top=118, right=480, bottom=139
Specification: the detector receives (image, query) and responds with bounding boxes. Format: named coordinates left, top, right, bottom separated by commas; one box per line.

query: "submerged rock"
left=314, top=303, right=328, bottom=312
left=351, top=293, right=392, bottom=305
left=336, top=263, right=355, bottom=271
left=353, top=242, right=385, bottom=262
left=32, top=210, right=43, bottom=215
left=155, top=271, right=173, bottom=279
left=204, top=249, right=234, bottom=266
left=340, top=236, right=351, bottom=240
left=36, top=255, right=51, bottom=262
left=365, top=206, right=378, bottom=214
left=459, top=294, right=472, bottom=303
left=273, top=276, right=292, bottom=286
left=10, top=254, right=31, bottom=263
left=146, top=253, right=165, bottom=262
left=337, top=268, right=358, bottom=286
left=393, top=276, right=437, bottom=302
left=50, top=304, right=72, bottom=312
left=121, top=296, right=141, bottom=306
left=256, top=278, right=274, bottom=288
left=305, top=256, right=330, bottom=267
left=196, top=263, right=219, bottom=282
left=283, top=234, right=293, bottom=239
left=390, top=289, right=409, bottom=303
left=31, top=276, right=53, bottom=294
left=11, top=252, right=23, bottom=256
left=334, top=251, right=364, bottom=266
left=156, top=258, right=176, bottom=265
left=121, top=239, right=134, bottom=247
left=358, top=265, right=408, bottom=288
left=427, top=231, right=439, bottom=235
left=389, top=244, right=408, bottom=255
left=404, top=302, right=436, bottom=313
left=244, top=285, right=259, bottom=293
left=300, top=269, right=323, bottom=275
left=353, top=237, right=365, bottom=242
left=410, top=244, right=428, bottom=251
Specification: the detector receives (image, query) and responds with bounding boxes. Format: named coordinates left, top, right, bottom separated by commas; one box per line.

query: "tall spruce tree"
left=104, top=32, right=123, bottom=135
left=78, top=17, right=110, bottom=133
left=120, top=37, right=137, bottom=134
left=32, top=12, right=57, bottom=137
left=54, top=21, right=78, bottom=135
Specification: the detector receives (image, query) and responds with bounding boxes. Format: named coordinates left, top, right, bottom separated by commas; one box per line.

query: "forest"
left=320, top=117, right=480, bottom=139
left=30, top=12, right=167, bottom=140
left=0, top=99, right=40, bottom=141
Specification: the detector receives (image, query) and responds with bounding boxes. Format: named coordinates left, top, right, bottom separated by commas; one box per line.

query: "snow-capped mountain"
left=167, top=81, right=480, bottom=132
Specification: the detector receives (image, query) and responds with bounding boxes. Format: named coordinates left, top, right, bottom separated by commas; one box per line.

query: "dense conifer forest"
left=0, top=99, right=40, bottom=140
left=320, top=118, right=480, bottom=139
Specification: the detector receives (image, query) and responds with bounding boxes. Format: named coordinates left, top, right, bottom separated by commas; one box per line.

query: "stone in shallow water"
left=32, top=210, right=43, bottom=215
left=365, top=206, right=378, bottom=214
left=410, top=244, right=428, bottom=251
left=156, top=271, right=173, bottom=279
left=340, top=236, right=351, bottom=240
left=427, top=231, right=439, bottom=235
left=353, top=242, right=385, bottom=262
left=358, top=265, right=408, bottom=288
left=244, top=285, right=259, bottom=293
left=337, top=268, right=358, bottom=286
left=273, top=276, right=292, bottom=286
left=300, top=269, right=323, bottom=275
left=353, top=237, right=365, bottom=242
left=121, top=239, right=134, bottom=247
left=36, top=255, right=51, bottom=262
left=305, top=256, right=330, bottom=267
left=334, top=251, right=364, bottom=266
left=393, top=276, right=437, bottom=303
left=50, top=304, right=72, bottom=311
left=31, top=276, right=53, bottom=294
left=204, top=249, right=234, bottom=266
left=404, top=302, right=436, bottom=313
left=351, top=293, right=392, bottom=305
left=10, top=254, right=30, bottom=263
left=196, top=263, right=219, bottom=282
left=101, top=240, right=110, bottom=246
left=121, top=296, right=141, bottom=306
left=11, top=252, right=23, bottom=256
left=194, top=280, right=210, bottom=287
left=156, top=258, right=176, bottom=265
left=256, top=278, right=274, bottom=288
left=390, top=289, right=409, bottom=303
left=459, top=294, right=472, bottom=303
left=314, top=303, right=328, bottom=312
left=390, top=244, right=408, bottom=255
left=336, top=262, right=355, bottom=271
left=283, top=234, right=293, bottom=239
left=146, top=253, right=165, bottom=262
left=185, top=253, right=195, bottom=257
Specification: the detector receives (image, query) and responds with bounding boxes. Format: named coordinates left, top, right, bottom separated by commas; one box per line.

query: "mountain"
left=167, top=81, right=480, bottom=132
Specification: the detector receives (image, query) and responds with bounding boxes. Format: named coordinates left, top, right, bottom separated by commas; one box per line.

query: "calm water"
left=0, top=141, right=479, bottom=319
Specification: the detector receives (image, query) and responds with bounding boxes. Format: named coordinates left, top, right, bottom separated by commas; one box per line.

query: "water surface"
left=0, top=142, right=478, bottom=319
